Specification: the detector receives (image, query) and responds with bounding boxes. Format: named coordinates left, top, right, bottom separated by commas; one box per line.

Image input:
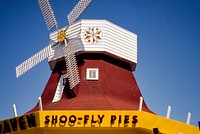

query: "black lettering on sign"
left=9, top=118, right=18, bottom=131
left=91, top=115, right=96, bottom=124
left=68, top=115, right=76, bottom=127
left=118, top=115, right=122, bottom=124
left=0, top=122, right=3, bottom=133
left=98, top=115, right=105, bottom=124
left=69, top=115, right=76, bottom=124
left=26, top=114, right=36, bottom=128
left=110, top=115, right=116, bottom=126
left=59, top=115, right=67, bottom=127
left=124, top=115, right=129, bottom=124
left=118, top=115, right=122, bottom=127
left=3, top=120, right=11, bottom=133
left=84, top=115, right=89, bottom=124
left=19, top=116, right=27, bottom=130
left=77, top=117, right=82, bottom=125
left=0, top=113, right=38, bottom=133
left=124, top=115, right=129, bottom=127
left=45, top=115, right=50, bottom=124
left=132, top=115, right=138, bottom=127
left=60, top=115, right=67, bottom=124
left=42, top=114, right=138, bottom=128
left=52, top=115, right=58, bottom=124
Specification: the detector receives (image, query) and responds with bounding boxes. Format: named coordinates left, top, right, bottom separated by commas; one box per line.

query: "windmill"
left=16, top=0, right=92, bottom=90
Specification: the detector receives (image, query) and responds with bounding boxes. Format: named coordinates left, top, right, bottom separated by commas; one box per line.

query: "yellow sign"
left=1, top=110, right=200, bottom=134
left=0, top=111, right=138, bottom=133
left=39, top=111, right=138, bottom=128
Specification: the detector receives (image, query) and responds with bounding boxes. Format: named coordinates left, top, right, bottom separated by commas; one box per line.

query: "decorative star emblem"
left=84, top=27, right=102, bottom=44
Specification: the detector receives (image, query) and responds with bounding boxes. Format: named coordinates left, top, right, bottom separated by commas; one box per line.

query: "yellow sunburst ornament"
left=57, top=30, right=66, bottom=43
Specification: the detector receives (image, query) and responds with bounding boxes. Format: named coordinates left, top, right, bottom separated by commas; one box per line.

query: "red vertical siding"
left=28, top=54, right=152, bottom=113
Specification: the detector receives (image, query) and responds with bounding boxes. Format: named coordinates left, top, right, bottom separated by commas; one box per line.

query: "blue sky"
left=0, top=0, right=200, bottom=126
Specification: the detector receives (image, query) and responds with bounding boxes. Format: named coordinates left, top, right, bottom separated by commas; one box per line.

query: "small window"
left=86, top=68, right=99, bottom=80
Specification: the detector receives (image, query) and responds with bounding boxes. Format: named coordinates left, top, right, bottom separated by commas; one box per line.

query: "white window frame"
left=86, top=68, right=99, bottom=80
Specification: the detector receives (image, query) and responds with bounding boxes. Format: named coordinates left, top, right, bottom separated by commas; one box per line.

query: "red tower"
left=28, top=53, right=151, bottom=112
left=28, top=20, right=152, bottom=113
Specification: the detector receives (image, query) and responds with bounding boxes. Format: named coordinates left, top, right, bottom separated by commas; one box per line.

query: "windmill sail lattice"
left=67, top=0, right=92, bottom=25
left=64, top=41, right=80, bottom=90
left=16, top=0, right=93, bottom=91
left=16, top=45, right=52, bottom=78
left=38, top=0, right=58, bottom=30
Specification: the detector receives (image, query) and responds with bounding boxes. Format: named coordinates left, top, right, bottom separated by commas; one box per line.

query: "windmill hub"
left=57, top=30, right=66, bottom=43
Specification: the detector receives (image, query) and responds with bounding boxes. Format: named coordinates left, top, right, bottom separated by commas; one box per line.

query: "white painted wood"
left=52, top=74, right=68, bottom=103
left=86, top=68, right=99, bottom=80
left=166, top=106, right=171, bottom=119
left=38, top=97, right=43, bottom=111
left=64, top=41, right=80, bottom=90
left=139, top=97, right=143, bottom=111
left=16, top=45, right=52, bottom=77
left=38, top=0, right=58, bottom=30
left=67, top=0, right=92, bottom=25
left=12, top=104, right=17, bottom=117
left=49, top=19, right=137, bottom=71
left=186, top=112, right=191, bottom=124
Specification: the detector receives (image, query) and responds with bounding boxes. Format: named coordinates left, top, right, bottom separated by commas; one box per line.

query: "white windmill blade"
left=64, top=40, right=80, bottom=90
left=38, top=0, right=58, bottom=30
left=16, top=45, right=53, bottom=78
left=67, top=0, right=92, bottom=25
